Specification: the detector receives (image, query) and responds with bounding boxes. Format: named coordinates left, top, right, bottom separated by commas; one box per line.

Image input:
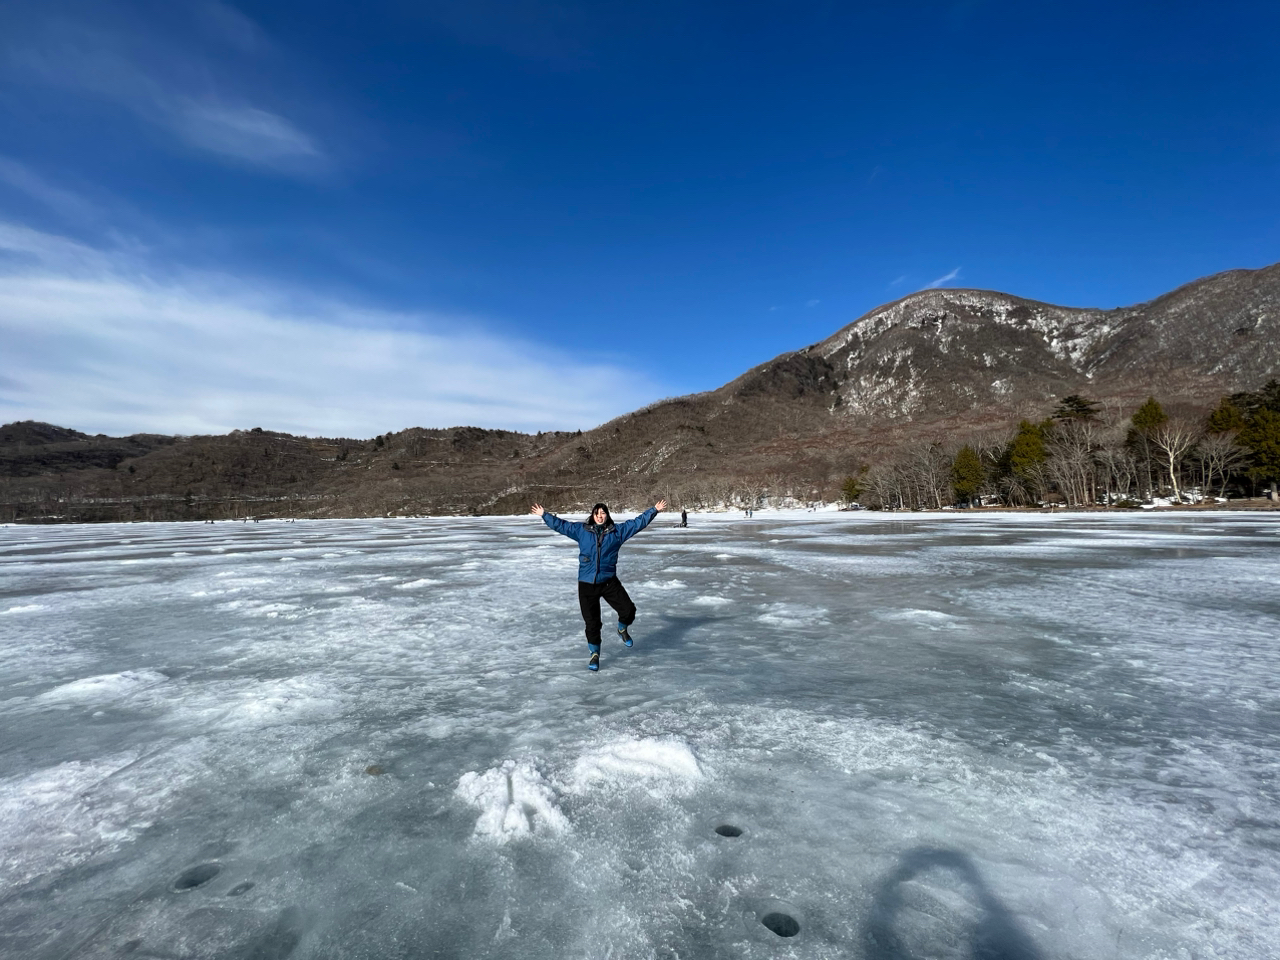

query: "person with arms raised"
left=531, top=499, right=666, bottom=671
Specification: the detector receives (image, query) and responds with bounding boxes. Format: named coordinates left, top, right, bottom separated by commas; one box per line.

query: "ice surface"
left=1, top=511, right=1279, bottom=959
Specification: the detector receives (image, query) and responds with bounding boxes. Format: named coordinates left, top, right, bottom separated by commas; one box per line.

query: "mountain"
left=3, top=263, right=1277, bottom=521
left=810, top=263, right=1279, bottom=421
left=573, top=263, right=1279, bottom=481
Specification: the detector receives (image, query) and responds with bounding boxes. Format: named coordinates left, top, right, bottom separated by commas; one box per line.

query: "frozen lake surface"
left=1, top=511, right=1278, bottom=960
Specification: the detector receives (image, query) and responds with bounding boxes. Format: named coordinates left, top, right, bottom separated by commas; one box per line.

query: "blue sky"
left=2, top=1, right=1278, bottom=437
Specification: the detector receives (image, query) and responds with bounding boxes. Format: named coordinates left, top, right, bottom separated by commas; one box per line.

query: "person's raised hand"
left=654, top=499, right=667, bottom=512
left=530, top=503, right=545, bottom=517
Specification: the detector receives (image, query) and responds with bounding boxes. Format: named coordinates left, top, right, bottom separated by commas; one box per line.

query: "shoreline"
left=4, top=498, right=1280, bottom=528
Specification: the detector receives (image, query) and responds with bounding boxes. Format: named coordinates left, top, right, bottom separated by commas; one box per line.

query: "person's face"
left=593, top=507, right=607, bottom=524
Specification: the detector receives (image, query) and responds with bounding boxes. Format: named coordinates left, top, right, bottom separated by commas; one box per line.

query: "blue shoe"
left=588, top=643, right=600, bottom=671
left=617, top=623, right=633, bottom=647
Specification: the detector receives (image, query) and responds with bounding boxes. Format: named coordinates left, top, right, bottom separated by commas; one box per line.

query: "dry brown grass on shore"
left=959, top=498, right=1280, bottom=513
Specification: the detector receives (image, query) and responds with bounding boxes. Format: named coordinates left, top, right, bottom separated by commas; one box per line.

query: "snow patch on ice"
left=756, top=602, right=827, bottom=625
left=455, top=759, right=568, bottom=841
left=219, top=600, right=300, bottom=617
left=394, top=578, right=443, bottom=590
left=690, top=596, right=732, bottom=607
left=639, top=579, right=686, bottom=591
left=1, top=604, right=45, bottom=615
left=569, top=739, right=703, bottom=794
left=38, top=670, right=170, bottom=702
left=878, top=608, right=958, bottom=623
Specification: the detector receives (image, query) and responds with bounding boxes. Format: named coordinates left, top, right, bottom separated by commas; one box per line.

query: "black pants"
left=578, top=577, right=636, bottom=646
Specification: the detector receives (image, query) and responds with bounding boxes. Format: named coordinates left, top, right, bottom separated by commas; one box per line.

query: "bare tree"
left=1195, top=431, right=1248, bottom=500
left=863, top=460, right=904, bottom=510
left=1093, top=444, right=1137, bottom=504
left=1150, top=418, right=1201, bottom=502
left=902, top=443, right=950, bottom=509
left=1088, top=420, right=1134, bottom=504
left=997, top=470, right=1032, bottom=507
left=1046, top=420, right=1101, bottom=505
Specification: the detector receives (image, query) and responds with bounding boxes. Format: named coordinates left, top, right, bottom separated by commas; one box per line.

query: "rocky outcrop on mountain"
left=764, top=262, right=1280, bottom=423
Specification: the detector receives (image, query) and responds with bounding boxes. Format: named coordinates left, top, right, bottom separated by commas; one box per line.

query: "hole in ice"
left=761, top=912, right=800, bottom=938
left=173, top=863, right=220, bottom=891
left=714, top=824, right=743, bottom=837
left=247, top=906, right=306, bottom=959
left=227, top=881, right=255, bottom=896
left=365, top=765, right=385, bottom=776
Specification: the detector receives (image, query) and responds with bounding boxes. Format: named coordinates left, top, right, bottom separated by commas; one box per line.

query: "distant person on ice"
left=530, top=499, right=667, bottom=671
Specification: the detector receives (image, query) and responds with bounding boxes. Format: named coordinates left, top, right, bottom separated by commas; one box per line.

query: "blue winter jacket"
left=543, top=508, right=659, bottom=583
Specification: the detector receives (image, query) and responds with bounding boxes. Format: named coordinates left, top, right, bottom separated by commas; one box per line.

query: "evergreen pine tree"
left=1052, top=395, right=1101, bottom=421
left=1229, top=379, right=1280, bottom=418
left=1260, top=379, right=1280, bottom=414
left=840, top=466, right=868, bottom=504
left=1205, top=397, right=1247, bottom=434
left=1007, top=420, right=1048, bottom=478
left=1130, top=397, right=1168, bottom=433
left=951, top=446, right=985, bottom=503
left=995, top=420, right=1051, bottom=504
left=1239, top=408, right=1280, bottom=495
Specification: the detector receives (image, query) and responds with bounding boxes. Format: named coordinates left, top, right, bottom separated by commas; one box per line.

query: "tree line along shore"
left=843, top=382, right=1280, bottom=511
left=2, top=381, right=1278, bottom=523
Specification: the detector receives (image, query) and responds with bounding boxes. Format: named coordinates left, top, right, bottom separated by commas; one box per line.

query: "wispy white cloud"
left=889, top=274, right=907, bottom=287
left=3, top=5, right=325, bottom=174
left=924, top=268, right=961, bottom=289
left=806, top=298, right=820, bottom=307
left=0, top=223, right=667, bottom=437
left=0, top=155, right=100, bottom=222
left=170, top=101, right=321, bottom=165
left=0, top=221, right=118, bottom=273
left=195, top=1, right=268, bottom=54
